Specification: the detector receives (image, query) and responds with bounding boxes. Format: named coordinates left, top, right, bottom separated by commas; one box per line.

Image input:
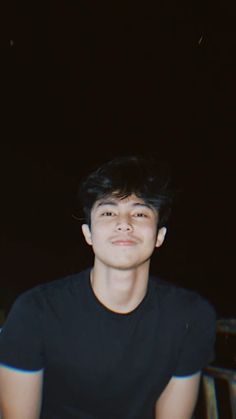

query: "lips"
left=111, top=237, right=139, bottom=246
left=113, top=240, right=136, bottom=245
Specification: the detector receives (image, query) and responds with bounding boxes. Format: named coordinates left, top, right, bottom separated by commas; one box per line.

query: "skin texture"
left=0, top=367, right=43, bottom=419
left=82, top=194, right=167, bottom=313
left=155, top=373, right=201, bottom=419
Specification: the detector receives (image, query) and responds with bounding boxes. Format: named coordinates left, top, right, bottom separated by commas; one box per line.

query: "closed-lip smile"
left=111, top=238, right=139, bottom=246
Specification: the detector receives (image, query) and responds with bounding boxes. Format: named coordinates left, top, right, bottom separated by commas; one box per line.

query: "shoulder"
left=150, top=277, right=217, bottom=375
left=150, top=276, right=216, bottom=326
left=8, top=268, right=91, bottom=312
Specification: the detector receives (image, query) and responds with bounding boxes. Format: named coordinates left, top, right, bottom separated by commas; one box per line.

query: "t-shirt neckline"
left=86, top=268, right=153, bottom=319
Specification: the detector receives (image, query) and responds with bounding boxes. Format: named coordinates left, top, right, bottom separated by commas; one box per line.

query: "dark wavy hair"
left=78, top=154, right=174, bottom=228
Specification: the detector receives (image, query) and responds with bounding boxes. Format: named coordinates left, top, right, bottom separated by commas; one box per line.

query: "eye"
left=133, top=212, right=148, bottom=218
left=101, top=211, right=116, bottom=216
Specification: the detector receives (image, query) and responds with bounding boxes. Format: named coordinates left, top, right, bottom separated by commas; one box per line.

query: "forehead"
left=92, top=194, right=156, bottom=212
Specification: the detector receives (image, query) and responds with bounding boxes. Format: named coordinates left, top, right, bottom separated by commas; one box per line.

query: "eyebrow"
left=96, top=200, right=117, bottom=208
left=95, top=200, right=153, bottom=210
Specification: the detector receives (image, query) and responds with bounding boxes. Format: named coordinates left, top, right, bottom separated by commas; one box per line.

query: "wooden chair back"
left=194, top=318, right=236, bottom=419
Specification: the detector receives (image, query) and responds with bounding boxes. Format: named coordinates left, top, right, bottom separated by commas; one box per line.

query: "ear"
left=155, top=227, right=167, bottom=248
left=81, top=224, right=93, bottom=246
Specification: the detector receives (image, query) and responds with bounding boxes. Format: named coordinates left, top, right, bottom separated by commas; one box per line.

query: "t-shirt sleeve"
left=173, top=296, right=217, bottom=377
left=0, top=289, right=44, bottom=371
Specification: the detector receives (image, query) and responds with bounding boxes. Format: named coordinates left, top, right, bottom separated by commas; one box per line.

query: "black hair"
left=78, top=154, right=174, bottom=228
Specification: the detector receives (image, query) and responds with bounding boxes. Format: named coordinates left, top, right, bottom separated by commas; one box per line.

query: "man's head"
left=78, top=154, right=174, bottom=230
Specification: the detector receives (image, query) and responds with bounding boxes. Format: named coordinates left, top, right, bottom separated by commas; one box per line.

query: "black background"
left=1, top=1, right=235, bottom=318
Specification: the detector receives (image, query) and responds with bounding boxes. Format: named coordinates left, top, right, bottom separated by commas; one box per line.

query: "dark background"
left=1, top=1, right=235, bottom=319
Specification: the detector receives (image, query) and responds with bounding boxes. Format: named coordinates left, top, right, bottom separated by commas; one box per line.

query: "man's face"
left=82, top=194, right=166, bottom=271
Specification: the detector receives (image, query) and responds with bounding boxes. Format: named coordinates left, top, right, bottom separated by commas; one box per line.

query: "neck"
left=90, top=261, right=150, bottom=313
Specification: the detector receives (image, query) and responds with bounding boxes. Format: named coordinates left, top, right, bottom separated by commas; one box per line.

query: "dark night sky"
left=1, top=1, right=235, bottom=318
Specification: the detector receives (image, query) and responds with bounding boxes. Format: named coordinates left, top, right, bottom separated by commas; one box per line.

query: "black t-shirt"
left=0, top=268, right=216, bottom=419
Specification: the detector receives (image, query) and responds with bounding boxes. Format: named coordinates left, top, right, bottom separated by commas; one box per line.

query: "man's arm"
left=0, top=365, right=43, bottom=419
left=155, top=372, right=201, bottom=419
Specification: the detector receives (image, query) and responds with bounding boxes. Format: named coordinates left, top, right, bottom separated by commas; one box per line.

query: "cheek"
left=147, top=229, right=159, bottom=248
left=143, top=223, right=158, bottom=237
left=89, top=227, right=106, bottom=247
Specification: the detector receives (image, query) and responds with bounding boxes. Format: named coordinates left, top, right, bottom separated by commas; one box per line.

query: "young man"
left=0, top=155, right=216, bottom=418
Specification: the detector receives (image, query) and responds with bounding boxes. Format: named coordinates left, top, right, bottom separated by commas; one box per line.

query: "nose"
left=115, top=217, right=133, bottom=232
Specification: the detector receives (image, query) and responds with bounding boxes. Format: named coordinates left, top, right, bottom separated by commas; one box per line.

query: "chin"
left=106, top=259, right=148, bottom=271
